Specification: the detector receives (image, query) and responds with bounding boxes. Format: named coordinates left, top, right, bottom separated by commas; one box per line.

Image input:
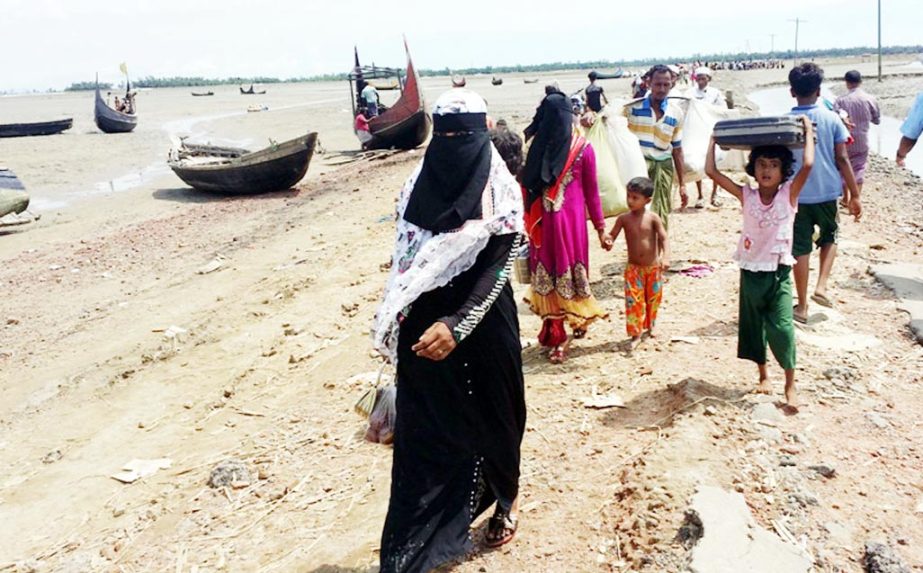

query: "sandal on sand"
left=549, top=347, right=567, bottom=364
left=710, top=197, right=723, bottom=208
left=485, top=512, right=518, bottom=548
left=793, top=306, right=808, bottom=324
left=811, top=293, right=834, bottom=308
left=694, top=199, right=705, bottom=209
left=573, top=328, right=587, bottom=339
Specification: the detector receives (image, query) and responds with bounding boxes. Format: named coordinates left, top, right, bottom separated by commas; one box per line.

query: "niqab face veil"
left=521, top=88, right=574, bottom=206
left=402, top=90, right=492, bottom=233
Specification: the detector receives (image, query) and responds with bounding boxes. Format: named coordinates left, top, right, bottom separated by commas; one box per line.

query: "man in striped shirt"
left=834, top=70, right=880, bottom=205
left=623, top=65, right=689, bottom=229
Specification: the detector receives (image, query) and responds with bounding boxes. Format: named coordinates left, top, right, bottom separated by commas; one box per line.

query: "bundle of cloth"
left=581, top=106, right=648, bottom=217
left=676, top=98, right=746, bottom=183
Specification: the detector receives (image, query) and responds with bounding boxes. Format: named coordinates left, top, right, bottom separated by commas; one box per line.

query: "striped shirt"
left=623, top=96, right=684, bottom=160
left=834, top=88, right=880, bottom=156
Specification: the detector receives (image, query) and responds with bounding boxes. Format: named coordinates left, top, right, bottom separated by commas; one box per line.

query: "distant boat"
left=369, top=79, right=401, bottom=90
left=523, top=78, right=539, bottom=84
left=349, top=40, right=430, bottom=150
left=247, top=104, right=269, bottom=113
left=0, top=167, right=29, bottom=218
left=168, top=132, right=318, bottom=194
left=191, top=90, right=214, bottom=97
left=491, top=77, right=503, bottom=86
left=594, top=69, right=625, bottom=80
left=94, top=76, right=137, bottom=133
left=0, top=118, right=73, bottom=138
left=240, top=84, right=266, bottom=95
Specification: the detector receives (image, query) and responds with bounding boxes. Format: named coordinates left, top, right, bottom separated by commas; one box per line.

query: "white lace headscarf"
left=371, top=89, right=524, bottom=364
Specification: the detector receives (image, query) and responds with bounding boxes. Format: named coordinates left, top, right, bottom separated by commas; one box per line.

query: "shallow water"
left=0, top=72, right=612, bottom=213
left=0, top=84, right=366, bottom=212
left=747, top=86, right=923, bottom=177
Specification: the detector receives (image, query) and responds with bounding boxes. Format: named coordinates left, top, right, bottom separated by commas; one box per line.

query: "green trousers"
left=645, top=157, right=674, bottom=230
left=738, top=266, right=796, bottom=369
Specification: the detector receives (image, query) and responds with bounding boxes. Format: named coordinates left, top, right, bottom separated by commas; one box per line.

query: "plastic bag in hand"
left=365, top=384, right=396, bottom=445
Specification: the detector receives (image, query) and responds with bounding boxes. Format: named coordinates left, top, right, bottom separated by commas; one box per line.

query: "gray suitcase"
left=713, top=116, right=811, bottom=150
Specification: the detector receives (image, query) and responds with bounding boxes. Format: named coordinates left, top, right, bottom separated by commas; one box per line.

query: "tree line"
left=63, top=45, right=921, bottom=91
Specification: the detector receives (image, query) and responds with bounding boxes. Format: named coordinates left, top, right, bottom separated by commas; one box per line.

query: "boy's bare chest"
left=625, top=217, right=654, bottom=237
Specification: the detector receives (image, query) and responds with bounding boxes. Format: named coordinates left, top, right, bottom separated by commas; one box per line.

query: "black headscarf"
left=521, top=89, right=574, bottom=206
left=403, top=112, right=492, bottom=233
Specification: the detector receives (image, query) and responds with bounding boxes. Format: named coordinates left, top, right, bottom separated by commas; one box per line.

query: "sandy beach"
left=1, top=55, right=922, bottom=572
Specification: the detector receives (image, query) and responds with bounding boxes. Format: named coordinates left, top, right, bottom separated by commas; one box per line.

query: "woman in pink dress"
left=522, top=84, right=609, bottom=363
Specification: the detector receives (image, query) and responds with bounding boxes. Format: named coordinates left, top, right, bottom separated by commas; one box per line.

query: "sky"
left=1, top=0, right=918, bottom=91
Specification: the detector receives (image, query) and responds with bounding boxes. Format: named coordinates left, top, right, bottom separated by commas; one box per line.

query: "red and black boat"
left=348, top=39, right=430, bottom=150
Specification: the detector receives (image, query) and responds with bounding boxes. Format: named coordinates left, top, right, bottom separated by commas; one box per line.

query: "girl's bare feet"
left=755, top=364, right=772, bottom=394
left=784, top=384, right=799, bottom=413
left=782, top=369, right=798, bottom=414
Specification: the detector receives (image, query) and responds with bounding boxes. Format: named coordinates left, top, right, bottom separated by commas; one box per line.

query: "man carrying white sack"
left=686, top=66, right=727, bottom=207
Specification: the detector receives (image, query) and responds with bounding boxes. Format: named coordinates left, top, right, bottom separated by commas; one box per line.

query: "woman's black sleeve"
left=439, top=234, right=519, bottom=343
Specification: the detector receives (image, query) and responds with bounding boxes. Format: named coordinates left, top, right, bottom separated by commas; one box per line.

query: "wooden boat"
left=0, top=118, right=73, bottom=138
left=176, top=141, right=251, bottom=159
left=491, top=77, right=503, bottom=86
left=168, top=132, right=317, bottom=194
left=191, top=91, right=214, bottom=97
left=240, top=84, right=266, bottom=95
left=348, top=40, right=430, bottom=150
left=595, top=69, right=625, bottom=80
left=523, top=79, right=539, bottom=84
left=94, top=76, right=138, bottom=133
left=0, top=168, right=29, bottom=218
left=369, top=79, right=400, bottom=90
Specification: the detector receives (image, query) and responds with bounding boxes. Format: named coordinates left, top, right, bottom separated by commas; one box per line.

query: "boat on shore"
left=191, top=91, right=214, bottom=97
left=168, top=132, right=317, bottom=194
left=348, top=40, right=430, bottom=150
left=0, top=167, right=29, bottom=218
left=240, top=84, right=266, bottom=95
left=491, top=77, right=503, bottom=86
left=523, top=78, right=539, bottom=84
left=594, top=69, right=625, bottom=80
left=0, top=118, right=73, bottom=138
left=94, top=75, right=138, bottom=133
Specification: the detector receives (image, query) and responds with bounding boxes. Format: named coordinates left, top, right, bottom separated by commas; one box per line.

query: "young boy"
left=604, top=177, right=670, bottom=349
left=787, top=63, right=861, bottom=323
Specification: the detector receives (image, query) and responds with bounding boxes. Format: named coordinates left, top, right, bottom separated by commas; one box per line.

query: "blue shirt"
left=789, top=103, right=849, bottom=205
left=900, top=93, right=923, bottom=140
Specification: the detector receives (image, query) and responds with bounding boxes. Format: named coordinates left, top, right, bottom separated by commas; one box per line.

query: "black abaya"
left=379, top=234, right=525, bottom=573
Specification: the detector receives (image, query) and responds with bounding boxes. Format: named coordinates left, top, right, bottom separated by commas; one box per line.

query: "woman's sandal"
left=485, top=512, right=518, bottom=548
left=549, top=347, right=566, bottom=364
left=573, top=328, right=587, bottom=339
